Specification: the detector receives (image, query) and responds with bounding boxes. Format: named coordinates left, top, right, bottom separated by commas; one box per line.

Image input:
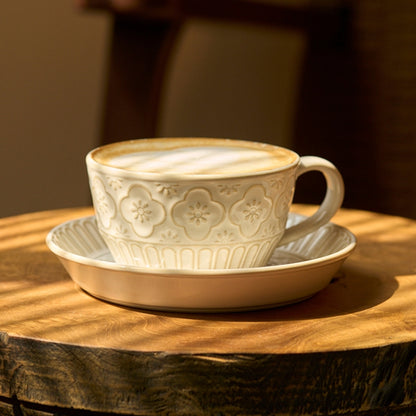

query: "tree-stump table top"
left=1, top=205, right=415, bottom=415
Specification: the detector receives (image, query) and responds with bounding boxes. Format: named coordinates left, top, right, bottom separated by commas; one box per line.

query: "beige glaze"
left=86, top=138, right=344, bottom=269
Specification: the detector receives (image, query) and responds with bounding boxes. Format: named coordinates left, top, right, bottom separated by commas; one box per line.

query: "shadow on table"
left=131, top=239, right=404, bottom=322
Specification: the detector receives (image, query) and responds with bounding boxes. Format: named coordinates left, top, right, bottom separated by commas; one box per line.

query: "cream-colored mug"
left=86, top=138, right=344, bottom=269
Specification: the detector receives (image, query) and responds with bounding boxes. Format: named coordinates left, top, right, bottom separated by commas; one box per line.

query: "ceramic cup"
left=86, top=138, right=344, bottom=270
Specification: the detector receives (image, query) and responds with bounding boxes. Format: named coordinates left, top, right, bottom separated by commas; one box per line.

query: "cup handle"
left=278, top=156, right=344, bottom=246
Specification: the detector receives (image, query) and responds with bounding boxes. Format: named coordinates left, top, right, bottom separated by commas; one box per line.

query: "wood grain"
left=1, top=206, right=416, bottom=354
left=1, top=206, right=416, bottom=414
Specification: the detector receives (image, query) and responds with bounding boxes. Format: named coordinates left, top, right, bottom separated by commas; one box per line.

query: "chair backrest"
left=292, top=0, right=416, bottom=218
left=80, top=0, right=416, bottom=218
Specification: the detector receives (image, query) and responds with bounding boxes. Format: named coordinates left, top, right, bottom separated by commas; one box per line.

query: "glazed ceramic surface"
left=46, top=213, right=356, bottom=312
left=86, top=138, right=344, bottom=269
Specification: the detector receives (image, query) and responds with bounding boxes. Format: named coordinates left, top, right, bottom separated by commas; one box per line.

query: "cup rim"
left=86, top=137, right=300, bottom=180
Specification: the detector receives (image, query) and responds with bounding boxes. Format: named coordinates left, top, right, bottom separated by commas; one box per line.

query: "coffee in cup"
left=86, top=138, right=344, bottom=269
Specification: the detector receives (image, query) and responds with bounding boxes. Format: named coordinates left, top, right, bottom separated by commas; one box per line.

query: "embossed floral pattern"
left=217, top=183, right=240, bottom=195
left=215, top=229, right=235, bottom=243
left=156, top=183, right=179, bottom=197
left=115, top=224, right=129, bottom=236
left=131, top=200, right=153, bottom=223
left=106, top=176, right=123, bottom=191
left=120, top=185, right=165, bottom=237
left=275, top=182, right=295, bottom=218
left=230, top=185, right=272, bottom=237
left=160, top=229, right=180, bottom=243
left=268, top=176, right=285, bottom=190
left=173, top=189, right=224, bottom=240
left=188, top=201, right=210, bottom=225
left=262, top=223, right=278, bottom=237
left=243, top=199, right=263, bottom=223
left=88, top=162, right=300, bottom=268
left=91, top=177, right=115, bottom=228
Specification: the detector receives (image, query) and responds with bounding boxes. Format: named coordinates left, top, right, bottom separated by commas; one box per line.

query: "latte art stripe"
left=110, top=148, right=289, bottom=174
left=92, top=139, right=299, bottom=177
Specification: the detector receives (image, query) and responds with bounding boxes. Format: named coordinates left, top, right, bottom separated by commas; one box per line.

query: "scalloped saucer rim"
left=46, top=214, right=356, bottom=312
left=47, top=215, right=356, bottom=277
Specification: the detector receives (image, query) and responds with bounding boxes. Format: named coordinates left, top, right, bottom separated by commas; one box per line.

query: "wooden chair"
left=78, top=0, right=416, bottom=218
left=77, top=0, right=346, bottom=142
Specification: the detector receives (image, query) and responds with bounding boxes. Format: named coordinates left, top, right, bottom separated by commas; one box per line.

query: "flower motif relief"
left=217, top=183, right=240, bottom=196
left=172, top=188, right=224, bottom=241
left=268, top=176, right=285, bottom=190
left=160, top=230, right=180, bottom=243
left=262, top=222, right=278, bottom=237
left=156, top=183, right=179, bottom=197
left=115, top=224, right=129, bottom=236
left=91, top=177, right=116, bottom=228
left=120, top=185, right=165, bottom=237
left=131, top=200, right=152, bottom=223
left=230, top=185, right=272, bottom=237
left=243, top=199, right=263, bottom=223
left=106, top=176, right=123, bottom=191
left=215, top=229, right=235, bottom=243
left=188, top=201, right=210, bottom=225
left=274, top=180, right=295, bottom=218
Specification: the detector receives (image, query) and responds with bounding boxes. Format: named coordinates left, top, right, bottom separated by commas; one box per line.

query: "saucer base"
left=83, top=288, right=315, bottom=313
left=47, top=214, right=356, bottom=313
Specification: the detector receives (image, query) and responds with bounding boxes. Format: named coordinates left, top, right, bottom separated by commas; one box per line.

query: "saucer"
left=46, top=214, right=356, bottom=312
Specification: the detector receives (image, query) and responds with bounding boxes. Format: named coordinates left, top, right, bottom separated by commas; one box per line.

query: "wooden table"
left=1, top=205, right=416, bottom=415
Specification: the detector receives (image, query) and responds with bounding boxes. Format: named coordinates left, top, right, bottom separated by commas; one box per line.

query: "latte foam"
left=91, top=138, right=298, bottom=176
